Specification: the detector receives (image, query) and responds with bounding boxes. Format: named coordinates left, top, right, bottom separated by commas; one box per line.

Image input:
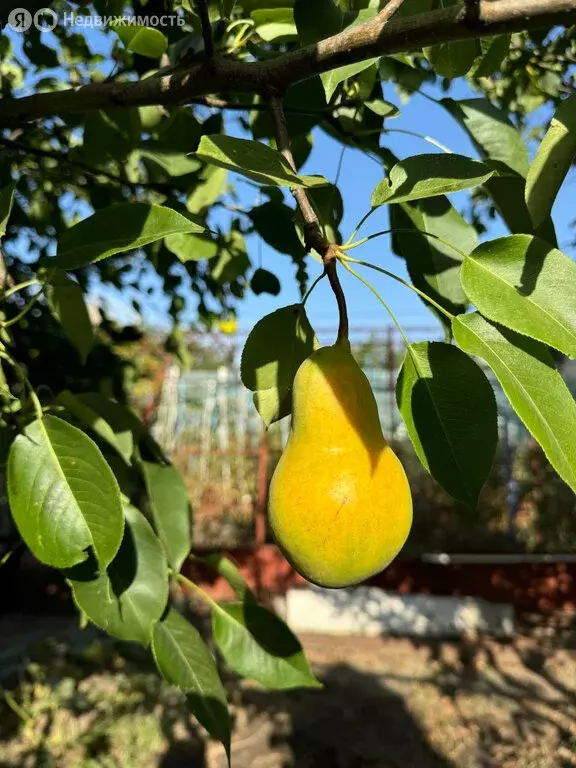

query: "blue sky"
left=6, top=21, right=575, bottom=339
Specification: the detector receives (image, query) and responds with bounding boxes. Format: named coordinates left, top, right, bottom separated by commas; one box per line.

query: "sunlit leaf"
left=453, top=313, right=576, bottom=493
left=7, top=415, right=124, bottom=569
left=461, top=235, right=576, bottom=358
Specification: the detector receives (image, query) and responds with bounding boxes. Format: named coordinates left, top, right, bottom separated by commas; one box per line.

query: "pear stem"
left=268, top=93, right=350, bottom=342
left=325, top=258, right=349, bottom=343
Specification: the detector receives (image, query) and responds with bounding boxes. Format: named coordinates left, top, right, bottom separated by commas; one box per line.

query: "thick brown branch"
left=1, top=0, right=575, bottom=125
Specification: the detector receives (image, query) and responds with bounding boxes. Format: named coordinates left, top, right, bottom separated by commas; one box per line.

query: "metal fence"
left=151, top=327, right=576, bottom=555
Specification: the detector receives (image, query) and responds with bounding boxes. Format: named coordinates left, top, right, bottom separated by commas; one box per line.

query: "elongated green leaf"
left=461, top=235, right=576, bottom=358
left=54, top=203, right=206, bottom=269
left=251, top=7, right=297, bottom=41
left=46, top=271, right=94, bottom=363
left=212, top=601, right=321, bottom=690
left=526, top=94, right=576, bottom=228
left=73, top=393, right=144, bottom=456
left=249, top=201, right=306, bottom=258
left=294, top=0, right=343, bottom=45
left=322, top=59, right=379, bottom=102
left=164, top=232, right=219, bottom=263
left=440, top=97, right=556, bottom=242
left=152, top=609, right=230, bottom=755
left=390, top=196, right=475, bottom=317
left=187, top=166, right=228, bottom=215
left=7, top=415, right=124, bottom=569
left=396, top=341, right=497, bottom=505
left=113, top=24, right=167, bottom=58
left=372, top=154, right=493, bottom=206
left=196, top=135, right=328, bottom=188
left=441, top=98, right=529, bottom=176
left=56, top=390, right=132, bottom=463
left=240, top=305, right=317, bottom=425
left=0, top=182, right=16, bottom=238
left=141, top=461, right=191, bottom=573
left=140, top=145, right=201, bottom=177
left=70, top=504, right=169, bottom=644
left=453, top=313, right=576, bottom=493
left=470, top=35, right=511, bottom=78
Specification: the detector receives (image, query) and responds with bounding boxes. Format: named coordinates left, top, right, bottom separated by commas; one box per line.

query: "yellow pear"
left=268, top=340, right=412, bottom=588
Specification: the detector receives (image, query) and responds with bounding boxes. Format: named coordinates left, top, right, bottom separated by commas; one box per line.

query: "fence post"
left=255, top=427, right=269, bottom=547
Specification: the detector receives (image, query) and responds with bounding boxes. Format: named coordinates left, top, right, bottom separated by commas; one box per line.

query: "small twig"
left=196, top=0, right=214, bottom=59
left=268, top=94, right=326, bottom=256
left=190, top=96, right=358, bottom=114
left=268, top=93, right=349, bottom=343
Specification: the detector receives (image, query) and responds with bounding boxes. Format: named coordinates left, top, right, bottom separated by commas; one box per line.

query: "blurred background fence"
left=150, top=326, right=576, bottom=557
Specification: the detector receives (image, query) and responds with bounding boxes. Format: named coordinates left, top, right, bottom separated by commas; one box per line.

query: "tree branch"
left=269, top=94, right=349, bottom=343
left=1, top=0, right=574, bottom=125
left=196, top=0, right=214, bottom=59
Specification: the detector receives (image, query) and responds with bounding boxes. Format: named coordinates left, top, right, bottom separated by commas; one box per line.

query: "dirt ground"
left=206, top=632, right=576, bottom=768
left=2, top=617, right=576, bottom=768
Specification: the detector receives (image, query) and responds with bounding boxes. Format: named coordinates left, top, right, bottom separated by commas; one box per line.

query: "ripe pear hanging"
left=268, top=340, right=412, bottom=588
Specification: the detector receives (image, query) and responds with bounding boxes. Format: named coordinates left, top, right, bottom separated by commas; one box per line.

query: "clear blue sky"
left=7, top=23, right=575, bottom=339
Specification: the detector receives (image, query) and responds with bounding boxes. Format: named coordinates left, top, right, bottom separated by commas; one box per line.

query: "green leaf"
left=525, top=94, right=576, bottom=228
left=396, top=341, right=497, bottom=505
left=56, top=390, right=132, bottom=463
left=470, top=35, right=511, bottom=78
left=390, top=195, right=475, bottom=318
left=424, top=39, right=477, bottom=79
left=251, top=268, right=281, bottom=296
left=439, top=98, right=558, bottom=241
left=7, top=415, right=124, bottom=569
left=322, top=59, right=380, bottom=102
left=69, top=503, right=169, bottom=645
left=294, top=0, right=343, bottom=45
left=196, top=135, right=328, bottom=188
left=212, top=601, right=321, bottom=690
left=141, top=461, right=191, bottom=573
left=113, top=25, right=168, bottom=58
left=453, top=313, right=576, bottom=494
left=46, top=271, right=94, bottom=363
left=140, top=145, right=201, bottom=177
left=187, top=167, right=228, bottom=214
left=303, top=184, right=344, bottom=245
left=211, top=230, right=250, bottom=284
left=365, top=99, right=400, bottom=118
left=0, top=182, right=16, bottom=238
left=70, top=393, right=144, bottom=460
left=461, top=235, right=576, bottom=358
left=164, top=233, right=219, bottom=263
left=249, top=201, right=306, bottom=258
left=251, top=8, right=297, bottom=41
left=441, top=98, right=529, bottom=177
left=54, top=204, right=206, bottom=269
left=240, top=305, right=317, bottom=425
left=371, top=154, right=494, bottom=206
left=152, top=609, right=230, bottom=755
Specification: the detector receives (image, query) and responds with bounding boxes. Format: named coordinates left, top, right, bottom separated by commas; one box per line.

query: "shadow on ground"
left=2, top=618, right=576, bottom=767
